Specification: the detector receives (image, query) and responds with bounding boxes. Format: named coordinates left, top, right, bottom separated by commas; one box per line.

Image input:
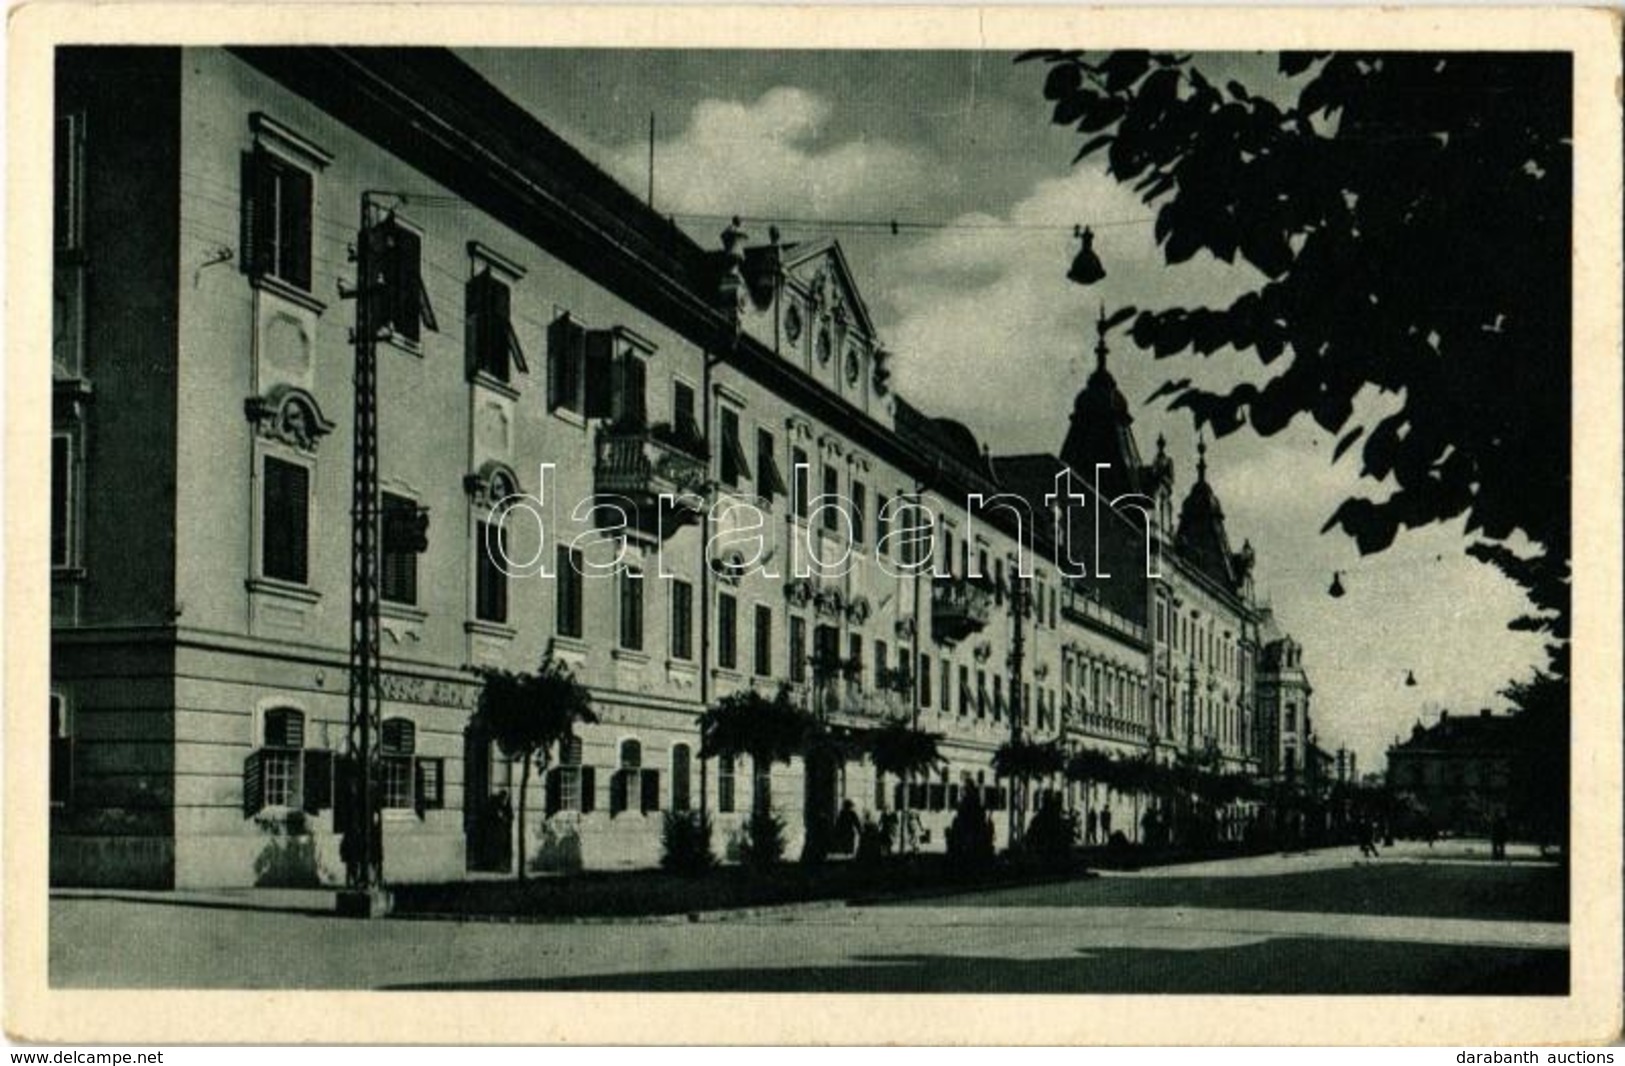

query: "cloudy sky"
left=462, top=49, right=1552, bottom=770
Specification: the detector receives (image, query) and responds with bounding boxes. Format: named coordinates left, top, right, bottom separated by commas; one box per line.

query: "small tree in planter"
left=867, top=718, right=944, bottom=854
left=472, top=654, right=596, bottom=881
left=699, top=685, right=815, bottom=872
left=992, top=737, right=1067, bottom=846
left=660, top=809, right=717, bottom=876
left=1065, top=747, right=1116, bottom=832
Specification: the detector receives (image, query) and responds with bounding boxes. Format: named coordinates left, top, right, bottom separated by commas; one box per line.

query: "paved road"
left=50, top=845, right=1567, bottom=994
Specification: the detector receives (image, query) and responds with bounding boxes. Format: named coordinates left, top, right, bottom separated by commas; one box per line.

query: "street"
left=50, top=844, right=1567, bottom=994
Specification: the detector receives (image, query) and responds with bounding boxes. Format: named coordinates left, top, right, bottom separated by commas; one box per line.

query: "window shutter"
left=242, top=149, right=276, bottom=277
left=582, top=331, right=615, bottom=418
left=302, top=749, right=333, bottom=814
left=620, top=353, right=648, bottom=427
left=640, top=768, right=661, bottom=814
left=386, top=223, right=424, bottom=341
left=243, top=750, right=265, bottom=818
left=413, top=760, right=429, bottom=819
left=579, top=766, right=597, bottom=813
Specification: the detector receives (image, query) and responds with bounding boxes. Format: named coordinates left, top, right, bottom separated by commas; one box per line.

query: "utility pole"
left=1007, top=571, right=1027, bottom=847
left=338, top=193, right=388, bottom=917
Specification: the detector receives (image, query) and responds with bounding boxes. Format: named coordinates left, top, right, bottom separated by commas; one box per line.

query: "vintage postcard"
left=6, top=2, right=1622, bottom=1046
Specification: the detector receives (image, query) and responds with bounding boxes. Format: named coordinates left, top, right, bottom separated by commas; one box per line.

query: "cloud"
left=602, top=87, right=938, bottom=219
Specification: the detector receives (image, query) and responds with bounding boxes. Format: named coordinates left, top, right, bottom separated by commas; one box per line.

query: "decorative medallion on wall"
left=845, top=595, right=871, bottom=626
left=784, top=577, right=814, bottom=608
left=244, top=385, right=335, bottom=453
left=816, top=327, right=832, bottom=366
left=784, top=303, right=803, bottom=344
left=845, top=347, right=861, bottom=386
left=895, top=617, right=917, bottom=641
left=463, top=460, right=521, bottom=508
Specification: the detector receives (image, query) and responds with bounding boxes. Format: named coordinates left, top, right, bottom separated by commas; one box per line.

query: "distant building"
left=1254, top=616, right=1313, bottom=784
left=1386, top=709, right=1518, bottom=834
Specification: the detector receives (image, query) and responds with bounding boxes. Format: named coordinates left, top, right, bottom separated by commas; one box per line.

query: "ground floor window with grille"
left=545, top=735, right=596, bottom=814
left=243, top=707, right=334, bottom=817
left=378, top=717, right=445, bottom=815
left=611, top=737, right=660, bottom=815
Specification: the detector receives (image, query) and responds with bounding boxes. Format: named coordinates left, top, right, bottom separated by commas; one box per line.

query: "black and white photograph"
left=10, top=3, right=1623, bottom=1047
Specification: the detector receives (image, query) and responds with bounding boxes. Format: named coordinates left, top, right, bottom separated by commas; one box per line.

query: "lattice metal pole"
left=343, top=193, right=386, bottom=910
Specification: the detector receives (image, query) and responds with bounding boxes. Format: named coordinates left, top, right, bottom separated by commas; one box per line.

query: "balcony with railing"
left=594, top=420, right=710, bottom=536
left=930, top=576, right=994, bottom=643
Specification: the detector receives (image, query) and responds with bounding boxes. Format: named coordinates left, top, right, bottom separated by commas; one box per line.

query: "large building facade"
left=50, top=47, right=1312, bottom=888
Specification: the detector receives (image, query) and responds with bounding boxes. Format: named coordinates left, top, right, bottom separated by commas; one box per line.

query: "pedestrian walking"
left=1086, top=808, right=1098, bottom=845
left=1100, top=805, right=1113, bottom=840
left=1491, top=813, right=1508, bottom=860
left=833, top=799, right=860, bottom=855
left=1357, top=818, right=1380, bottom=859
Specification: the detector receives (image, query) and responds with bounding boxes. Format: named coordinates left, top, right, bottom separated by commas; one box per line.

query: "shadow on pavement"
left=885, top=862, right=1569, bottom=923
left=382, top=937, right=1569, bottom=995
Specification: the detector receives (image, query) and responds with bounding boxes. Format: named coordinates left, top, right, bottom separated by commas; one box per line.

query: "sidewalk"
left=52, top=886, right=337, bottom=915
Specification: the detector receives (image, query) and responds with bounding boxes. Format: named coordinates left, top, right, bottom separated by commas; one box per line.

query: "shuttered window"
left=467, top=270, right=526, bottom=382
left=851, top=482, right=867, bottom=546
left=243, top=148, right=313, bottom=292
left=548, top=315, right=586, bottom=413
left=791, top=447, right=810, bottom=519
left=718, top=408, right=750, bottom=488
left=262, top=457, right=309, bottom=584
left=756, top=429, right=787, bottom=500
left=556, top=545, right=583, bottom=638
left=611, top=739, right=649, bottom=816
left=670, top=579, right=693, bottom=660
left=475, top=520, right=508, bottom=624
left=789, top=616, right=807, bottom=684
left=753, top=604, right=772, bottom=676
left=373, top=219, right=435, bottom=342
left=619, top=568, right=644, bottom=651
left=381, top=492, right=418, bottom=605
left=717, top=593, right=737, bottom=670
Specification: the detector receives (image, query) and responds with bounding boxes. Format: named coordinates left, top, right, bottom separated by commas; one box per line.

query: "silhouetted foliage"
left=699, top=685, right=815, bottom=766
left=473, top=655, right=597, bottom=881
left=660, top=810, right=717, bottom=876
left=867, top=719, right=946, bottom=780
left=739, top=808, right=787, bottom=871
left=1020, top=50, right=1572, bottom=675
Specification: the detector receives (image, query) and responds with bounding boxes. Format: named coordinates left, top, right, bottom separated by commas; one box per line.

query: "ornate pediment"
left=780, top=239, right=877, bottom=341
left=463, top=459, right=521, bottom=508
left=244, top=385, right=334, bottom=453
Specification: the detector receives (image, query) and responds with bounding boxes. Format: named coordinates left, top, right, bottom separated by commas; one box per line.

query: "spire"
left=1094, top=302, right=1110, bottom=373
left=1196, top=431, right=1208, bottom=484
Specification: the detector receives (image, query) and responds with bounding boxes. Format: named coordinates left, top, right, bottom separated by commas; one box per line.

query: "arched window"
left=262, top=708, right=305, bottom=808
left=244, top=706, right=335, bottom=817
left=611, top=738, right=659, bottom=815
left=545, top=734, right=594, bottom=815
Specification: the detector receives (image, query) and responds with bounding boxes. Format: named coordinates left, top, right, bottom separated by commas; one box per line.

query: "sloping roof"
left=1392, top=711, right=1522, bottom=754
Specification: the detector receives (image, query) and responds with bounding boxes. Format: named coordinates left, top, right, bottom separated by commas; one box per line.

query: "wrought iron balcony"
left=594, top=421, right=710, bottom=536
left=930, top=576, right=994, bottom=643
